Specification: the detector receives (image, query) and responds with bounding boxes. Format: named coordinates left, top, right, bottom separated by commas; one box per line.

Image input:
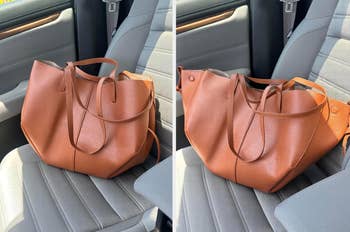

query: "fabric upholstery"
left=99, top=0, right=159, bottom=76
left=272, top=0, right=339, bottom=79
left=174, top=147, right=327, bottom=232
left=135, top=0, right=173, bottom=159
left=0, top=145, right=157, bottom=232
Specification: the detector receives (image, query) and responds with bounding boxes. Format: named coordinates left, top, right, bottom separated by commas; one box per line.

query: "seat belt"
left=102, top=0, right=122, bottom=44
left=280, top=0, right=300, bottom=44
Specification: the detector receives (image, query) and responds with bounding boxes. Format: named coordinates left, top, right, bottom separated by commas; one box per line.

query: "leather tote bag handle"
left=227, top=74, right=329, bottom=163
left=63, top=58, right=154, bottom=155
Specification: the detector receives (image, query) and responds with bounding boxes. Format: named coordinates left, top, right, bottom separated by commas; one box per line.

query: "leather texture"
left=0, top=144, right=157, bottom=232
left=275, top=163, right=350, bottom=232
left=177, top=5, right=250, bottom=73
left=134, top=156, right=172, bottom=219
left=0, top=0, right=173, bottom=230
left=176, top=68, right=250, bottom=118
left=178, top=68, right=350, bottom=192
left=174, top=147, right=328, bottom=232
left=21, top=58, right=158, bottom=178
left=0, top=8, right=76, bottom=95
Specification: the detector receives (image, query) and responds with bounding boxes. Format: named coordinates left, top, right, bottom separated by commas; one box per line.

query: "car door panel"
left=0, top=8, right=76, bottom=94
left=0, top=0, right=72, bottom=30
left=0, top=1, right=76, bottom=157
left=177, top=0, right=247, bottom=25
left=176, top=0, right=250, bottom=149
left=177, top=4, right=250, bottom=73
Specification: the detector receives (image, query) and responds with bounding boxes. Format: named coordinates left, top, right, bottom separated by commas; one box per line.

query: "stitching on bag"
left=226, top=181, right=248, bottom=232
left=38, top=163, right=73, bottom=231
left=63, top=171, right=102, bottom=229
left=201, top=166, right=221, bottom=232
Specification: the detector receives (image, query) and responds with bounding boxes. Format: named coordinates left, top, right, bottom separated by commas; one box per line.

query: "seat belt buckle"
left=102, top=0, right=122, bottom=13
left=280, top=0, right=300, bottom=13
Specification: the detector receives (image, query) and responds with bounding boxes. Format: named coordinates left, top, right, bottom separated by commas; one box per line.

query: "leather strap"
left=148, top=128, right=161, bottom=163
left=70, top=57, right=119, bottom=79
left=227, top=74, right=328, bottom=163
left=63, top=58, right=153, bottom=154
left=64, top=68, right=107, bottom=154
left=342, top=115, right=350, bottom=155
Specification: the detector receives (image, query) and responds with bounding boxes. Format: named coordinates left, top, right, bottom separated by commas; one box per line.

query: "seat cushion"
left=175, top=147, right=327, bottom=232
left=0, top=144, right=157, bottom=232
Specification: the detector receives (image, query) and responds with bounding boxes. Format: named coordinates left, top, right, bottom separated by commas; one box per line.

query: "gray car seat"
left=0, top=0, right=172, bottom=231
left=175, top=0, right=350, bottom=231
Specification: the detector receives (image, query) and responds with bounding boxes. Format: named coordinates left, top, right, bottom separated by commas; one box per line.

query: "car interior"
left=0, top=0, right=172, bottom=231
left=176, top=0, right=350, bottom=231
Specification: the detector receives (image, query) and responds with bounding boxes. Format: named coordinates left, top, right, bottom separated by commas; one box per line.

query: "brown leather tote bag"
left=21, top=58, right=160, bottom=178
left=178, top=68, right=350, bottom=192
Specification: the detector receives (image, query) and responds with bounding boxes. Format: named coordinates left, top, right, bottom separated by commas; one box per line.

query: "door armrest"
left=0, top=81, right=27, bottom=123
left=134, top=156, right=172, bottom=219
left=275, top=169, right=350, bottom=232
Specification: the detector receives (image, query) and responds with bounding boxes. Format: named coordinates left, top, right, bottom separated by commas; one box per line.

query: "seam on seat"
left=317, top=51, right=350, bottom=72
left=318, top=51, right=350, bottom=68
left=309, top=72, right=350, bottom=95
left=90, top=177, right=126, bottom=221
left=23, top=185, right=42, bottom=232
left=155, top=8, right=172, bottom=13
left=252, top=190, right=274, bottom=231
left=141, top=47, right=172, bottom=55
left=114, top=178, right=145, bottom=211
left=63, top=171, right=102, bottom=230
left=155, top=91, right=172, bottom=101
left=136, top=65, right=172, bottom=78
left=154, top=93, right=172, bottom=103
left=226, top=181, right=248, bottom=232
left=156, top=119, right=173, bottom=129
left=38, top=163, right=73, bottom=231
left=182, top=187, right=192, bottom=232
left=276, top=191, right=285, bottom=201
left=326, top=34, right=346, bottom=40
left=201, top=166, right=220, bottom=232
left=156, top=120, right=172, bottom=129
left=333, top=14, right=350, bottom=18
left=95, top=213, right=145, bottom=232
left=143, top=46, right=172, bottom=53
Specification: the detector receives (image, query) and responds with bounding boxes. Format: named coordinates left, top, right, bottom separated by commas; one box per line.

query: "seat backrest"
left=273, top=0, right=350, bottom=174
left=100, top=0, right=173, bottom=159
